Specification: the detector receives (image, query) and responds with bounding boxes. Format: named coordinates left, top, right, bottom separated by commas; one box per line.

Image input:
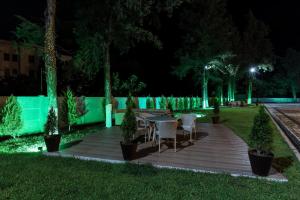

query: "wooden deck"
left=46, top=123, right=287, bottom=182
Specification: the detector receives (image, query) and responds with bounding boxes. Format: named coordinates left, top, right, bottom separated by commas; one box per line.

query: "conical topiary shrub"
left=0, top=95, right=22, bottom=137
left=44, top=107, right=61, bottom=152
left=249, top=106, right=273, bottom=154
left=66, top=88, right=79, bottom=131
left=120, top=96, right=137, bottom=160
left=248, top=106, right=274, bottom=176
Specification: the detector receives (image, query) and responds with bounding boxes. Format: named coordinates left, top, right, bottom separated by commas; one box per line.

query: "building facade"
left=0, top=40, right=40, bottom=79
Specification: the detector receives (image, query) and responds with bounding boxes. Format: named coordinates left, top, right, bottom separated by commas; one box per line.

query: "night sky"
left=0, top=0, right=299, bottom=96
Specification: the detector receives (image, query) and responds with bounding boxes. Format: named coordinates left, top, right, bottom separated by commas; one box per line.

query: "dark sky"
left=1, top=0, right=300, bottom=55
left=1, top=0, right=300, bottom=96
left=228, top=0, right=300, bottom=56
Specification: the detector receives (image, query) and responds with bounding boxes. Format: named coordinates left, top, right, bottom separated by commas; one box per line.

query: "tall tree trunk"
left=202, top=68, right=209, bottom=108
left=45, top=0, right=58, bottom=132
left=232, top=76, right=236, bottom=102
left=217, top=84, right=224, bottom=106
left=227, top=78, right=232, bottom=102
left=247, top=79, right=252, bottom=104
left=227, top=75, right=235, bottom=102
left=104, top=44, right=112, bottom=128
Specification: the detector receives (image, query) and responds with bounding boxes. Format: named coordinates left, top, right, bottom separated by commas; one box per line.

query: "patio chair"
left=136, top=113, right=155, bottom=142
left=180, top=114, right=197, bottom=141
left=156, top=121, right=177, bottom=153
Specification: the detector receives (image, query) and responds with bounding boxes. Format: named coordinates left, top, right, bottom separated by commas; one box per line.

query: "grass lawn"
left=1, top=107, right=300, bottom=199
left=0, top=125, right=102, bottom=153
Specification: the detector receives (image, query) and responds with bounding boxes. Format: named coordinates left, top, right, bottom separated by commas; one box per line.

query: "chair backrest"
left=157, top=121, right=177, bottom=139
left=181, top=114, right=197, bottom=126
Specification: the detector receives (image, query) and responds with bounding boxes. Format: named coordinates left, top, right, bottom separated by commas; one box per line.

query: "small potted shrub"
left=248, top=106, right=274, bottom=176
left=211, top=98, right=220, bottom=124
left=44, top=107, right=61, bottom=152
left=120, top=97, right=137, bottom=161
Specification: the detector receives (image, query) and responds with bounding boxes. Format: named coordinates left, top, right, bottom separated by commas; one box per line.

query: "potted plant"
left=248, top=106, right=274, bottom=176
left=120, top=96, right=137, bottom=161
left=211, top=97, right=220, bottom=124
left=44, top=107, right=61, bottom=152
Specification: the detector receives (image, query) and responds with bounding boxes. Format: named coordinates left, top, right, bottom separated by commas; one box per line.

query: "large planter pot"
left=120, top=141, right=137, bottom=161
left=44, top=135, right=61, bottom=152
left=212, top=116, right=220, bottom=124
left=248, top=149, right=274, bottom=176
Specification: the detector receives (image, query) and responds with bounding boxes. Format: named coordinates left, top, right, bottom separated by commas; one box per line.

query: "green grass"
left=0, top=125, right=101, bottom=153
left=0, top=107, right=300, bottom=199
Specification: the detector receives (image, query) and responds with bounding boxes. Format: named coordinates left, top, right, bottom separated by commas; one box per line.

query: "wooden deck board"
left=50, top=122, right=286, bottom=181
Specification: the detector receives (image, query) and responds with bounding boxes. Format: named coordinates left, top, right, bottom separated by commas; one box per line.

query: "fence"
left=1, top=96, right=299, bottom=136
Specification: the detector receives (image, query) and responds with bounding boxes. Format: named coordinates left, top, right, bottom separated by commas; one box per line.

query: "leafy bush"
left=159, top=95, right=167, bottom=110
left=178, top=98, right=184, bottom=111
left=0, top=95, right=22, bottom=137
left=184, top=97, right=189, bottom=111
left=126, top=96, right=137, bottom=109
left=146, top=96, right=154, bottom=109
left=66, top=88, right=79, bottom=129
left=167, top=96, right=175, bottom=112
left=249, top=106, right=273, bottom=154
left=44, top=107, right=58, bottom=136
left=196, top=97, right=201, bottom=109
left=121, top=97, right=137, bottom=144
left=190, top=97, right=194, bottom=110
left=62, top=88, right=88, bottom=131
left=113, top=73, right=146, bottom=96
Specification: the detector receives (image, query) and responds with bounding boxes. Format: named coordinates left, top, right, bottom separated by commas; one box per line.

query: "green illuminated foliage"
left=167, top=96, right=175, bottom=111
left=113, top=73, right=147, bottom=96
left=66, top=88, right=79, bottom=130
left=190, top=97, right=194, bottom=110
left=184, top=97, right=189, bottom=111
left=196, top=97, right=201, bottom=109
left=14, top=15, right=44, bottom=52
left=126, top=96, right=137, bottom=109
left=178, top=98, right=184, bottom=111
left=249, top=106, right=273, bottom=154
left=0, top=96, right=22, bottom=137
left=159, top=95, right=167, bottom=110
left=146, top=96, right=155, bottom=109
left=44, top=107, right=58, bottom=136
left=121, top=97, right=137, bottom=144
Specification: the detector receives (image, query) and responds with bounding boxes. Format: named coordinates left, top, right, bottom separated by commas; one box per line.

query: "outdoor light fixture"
left=250, top=67, right=256, bottom=73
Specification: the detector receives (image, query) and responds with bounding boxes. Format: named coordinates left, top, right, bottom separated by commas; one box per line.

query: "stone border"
left=265, top=105, right=300, bottom=162
left=44, top=151, right=287, bottom=183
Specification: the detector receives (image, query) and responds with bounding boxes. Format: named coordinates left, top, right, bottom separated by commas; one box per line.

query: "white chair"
left=136, top=113, right=155, bottom=142
left=181, top=114, right=197, bottom=141
left=156, top=121, right=177, bottom=153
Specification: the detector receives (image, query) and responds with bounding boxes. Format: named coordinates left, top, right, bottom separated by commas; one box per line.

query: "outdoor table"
left=144, top=116, right=177, bottom=141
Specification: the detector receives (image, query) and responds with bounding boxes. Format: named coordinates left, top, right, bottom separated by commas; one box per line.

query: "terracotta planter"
left=248, top=149, right=274, bottom=176
left=44, top=135, right=61, bottom=152
left=120, top=141, right=137, bottom=161
left=212, top=116, right=220, bottom=124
